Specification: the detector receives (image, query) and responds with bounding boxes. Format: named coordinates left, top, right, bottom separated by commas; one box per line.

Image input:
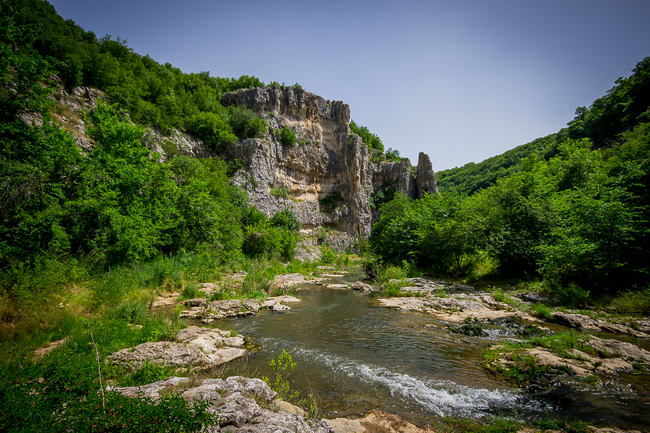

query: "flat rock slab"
left=182, top=298, right=263, bottom=323
left=269, top=273, right=307, bottom=291
left=107, top=326, right=246, bottom=370
left=263, top=295, right=301, bottom=312
left=552, top=312, right=600, bottom=330
left=326, top=284, right=351, bottom=290
left=379, top=296, right=539, bottom=323
left=110, top=376, right=333, bottom=433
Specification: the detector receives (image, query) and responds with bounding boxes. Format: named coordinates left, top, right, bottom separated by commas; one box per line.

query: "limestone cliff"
left=220, top=86, right=438, bottom=247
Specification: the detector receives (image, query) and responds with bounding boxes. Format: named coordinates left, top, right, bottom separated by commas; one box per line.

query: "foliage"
left=278, top=125, right=296, bottom=147
left=262, top=350, right=301, bottom=403
left=436, top=134, right=559, bottom=195
left=186, top=111, right=237, bottom=152
left=350, top=120, right=384, bottom=153
left=0, top=320, right=217, bottom=432
left=269, top=208, right=301, bottom=232
left=270, top=185, right=291, bottom=199
left=371, top=118, right=650, bottom=296
left=227, top=106, right=266, bottom=139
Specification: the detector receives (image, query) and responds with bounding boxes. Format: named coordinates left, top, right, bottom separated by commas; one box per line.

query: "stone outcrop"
left=180, top=296, right=301, bottom=323
left=110, top=376, right=334, bottom=433
left=220, top=86, right=438, bottom=248
left=107, top=327, right=246, bottom=370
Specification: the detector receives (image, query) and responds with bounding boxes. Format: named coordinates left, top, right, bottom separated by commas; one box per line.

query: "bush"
left=228, top=106, right=266, bottom=139
left=243, top=226, right=296, bottom=261
left=320, top=247, right=336, bottom=264
left=278, top=126, right=296, bottom=147
left=112, top=301, right=149, bottom=325
left=186, top=111, right=237, bottom=152
left=270, top=209, right=301, bottom=232
left=270, top=186, right=291, bottom=199
left=609, top=288, right=650, bottom=314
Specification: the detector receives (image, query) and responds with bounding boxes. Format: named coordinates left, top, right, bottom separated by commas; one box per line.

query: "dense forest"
left=373, top=57, right=650, bottom=302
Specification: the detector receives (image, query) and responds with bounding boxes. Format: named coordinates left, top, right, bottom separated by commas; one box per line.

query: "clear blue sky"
left=48, top=0, right=650, bottom=171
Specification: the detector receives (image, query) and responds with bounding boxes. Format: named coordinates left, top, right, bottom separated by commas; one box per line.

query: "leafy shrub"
left=270, top=209, right=301, bottom=232
left=608, top=288, right=650, bottom=314
left=270, top=186, right=291, bottom=199
left=228, top=106, right=266, bottom=139
left=178, top=284, right=203, bottom=301
left=112, top=301, right=149, bottom=325
left=186, top=111, right=237, bottom=151
left=263, top=350, right=301, bottom=403
left=278, top=126, right=296, bottom=147
left=532, top=303, right=553, bottom=320
left=350, top=120, right=384, bottom=153
left=551, top=283, right=591, bottom=308
left=243, top=226, right=296, bottom=261
left=320, top=247, right=336, bottom=264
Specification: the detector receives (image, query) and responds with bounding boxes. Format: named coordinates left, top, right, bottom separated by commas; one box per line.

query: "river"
left=204, top=284, right=650, bottom=430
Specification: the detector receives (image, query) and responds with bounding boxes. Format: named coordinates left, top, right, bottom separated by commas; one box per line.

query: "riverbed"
left=204, top=285, right=650, bottom=430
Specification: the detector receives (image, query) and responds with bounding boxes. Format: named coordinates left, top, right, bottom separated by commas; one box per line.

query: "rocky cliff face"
left=220, top=86, right=438, bottom=247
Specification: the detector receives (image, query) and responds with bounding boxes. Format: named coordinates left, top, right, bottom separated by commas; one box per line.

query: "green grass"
left=531, top=302, right=554, bottom=320
left=482, top=331, right=595, bottom=385
left=0, top=315, right=217, bottom=432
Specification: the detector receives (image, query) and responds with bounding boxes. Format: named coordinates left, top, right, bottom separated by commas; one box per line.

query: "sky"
left=48, top=0, right=650, bottom=171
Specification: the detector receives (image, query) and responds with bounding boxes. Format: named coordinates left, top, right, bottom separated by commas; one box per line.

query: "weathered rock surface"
left=269, top=273, right=307, bottom=291
left=326, top=411, right=429, bottom=433
left=587, top=336, right=650, bottom=363
left=181, top=296, right=300, bottom=322
left=551, top=312, right=601, bottom=330
left=377, top=278, right=538, bottom=323
left=107, top=327, right=246, bottom=370
left=352, top=281, right=373, bottom=292
left=110, top=376, right=333, bottom=433
left=220, top=86, right=438, bottom=249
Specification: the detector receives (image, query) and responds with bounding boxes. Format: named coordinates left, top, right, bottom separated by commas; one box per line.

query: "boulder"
left=551, top=312, right=600, bottom=330
left=107, top=327, right=246, bottom=370
left=352, top=281, right=373, bottom=292
left=269, top=273, right=306, bottom=291
left=110, top=376, right=334, bottom=433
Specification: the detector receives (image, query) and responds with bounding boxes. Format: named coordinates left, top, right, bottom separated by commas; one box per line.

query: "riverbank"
left=3, top=260, right=649, bottom=432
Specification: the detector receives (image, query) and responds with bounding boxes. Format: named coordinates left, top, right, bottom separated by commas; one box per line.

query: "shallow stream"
left=199, top=283, right=650, bottom=429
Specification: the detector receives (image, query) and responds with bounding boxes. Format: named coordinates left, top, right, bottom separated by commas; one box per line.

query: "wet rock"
left=263, top=295, right=301, bottom=312
left=587, top=336, right=650, bottom=363
left=326, top=284, right=351, bottom=290
left=551, top=312, right=600, bottom=330
left=360, top=410, right=428, bottom=433
left=352, top=281, right=373, bottom=292
left=598, top=322, right=650, bottom=339
left=184, top=298, right=207, bottom=307
left=182, top=298, right=263, bottom=323
left=425, top=297, right=488, bottom=312
left=110, top=376, right=334, bottom=433
left=107, top=327, right=246, bottom=370
left=378, top=296, right=538, bottom=323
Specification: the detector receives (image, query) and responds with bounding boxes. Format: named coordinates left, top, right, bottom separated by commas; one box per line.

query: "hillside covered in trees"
left=372, top=57, right=650, bottom=302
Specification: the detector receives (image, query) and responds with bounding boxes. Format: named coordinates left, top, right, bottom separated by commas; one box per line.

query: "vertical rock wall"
left=220, top=86, right=438, bottom=249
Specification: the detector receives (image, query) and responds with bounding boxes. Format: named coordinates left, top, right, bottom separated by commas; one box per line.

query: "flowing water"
left=200, top=284, right=650, bottom=429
